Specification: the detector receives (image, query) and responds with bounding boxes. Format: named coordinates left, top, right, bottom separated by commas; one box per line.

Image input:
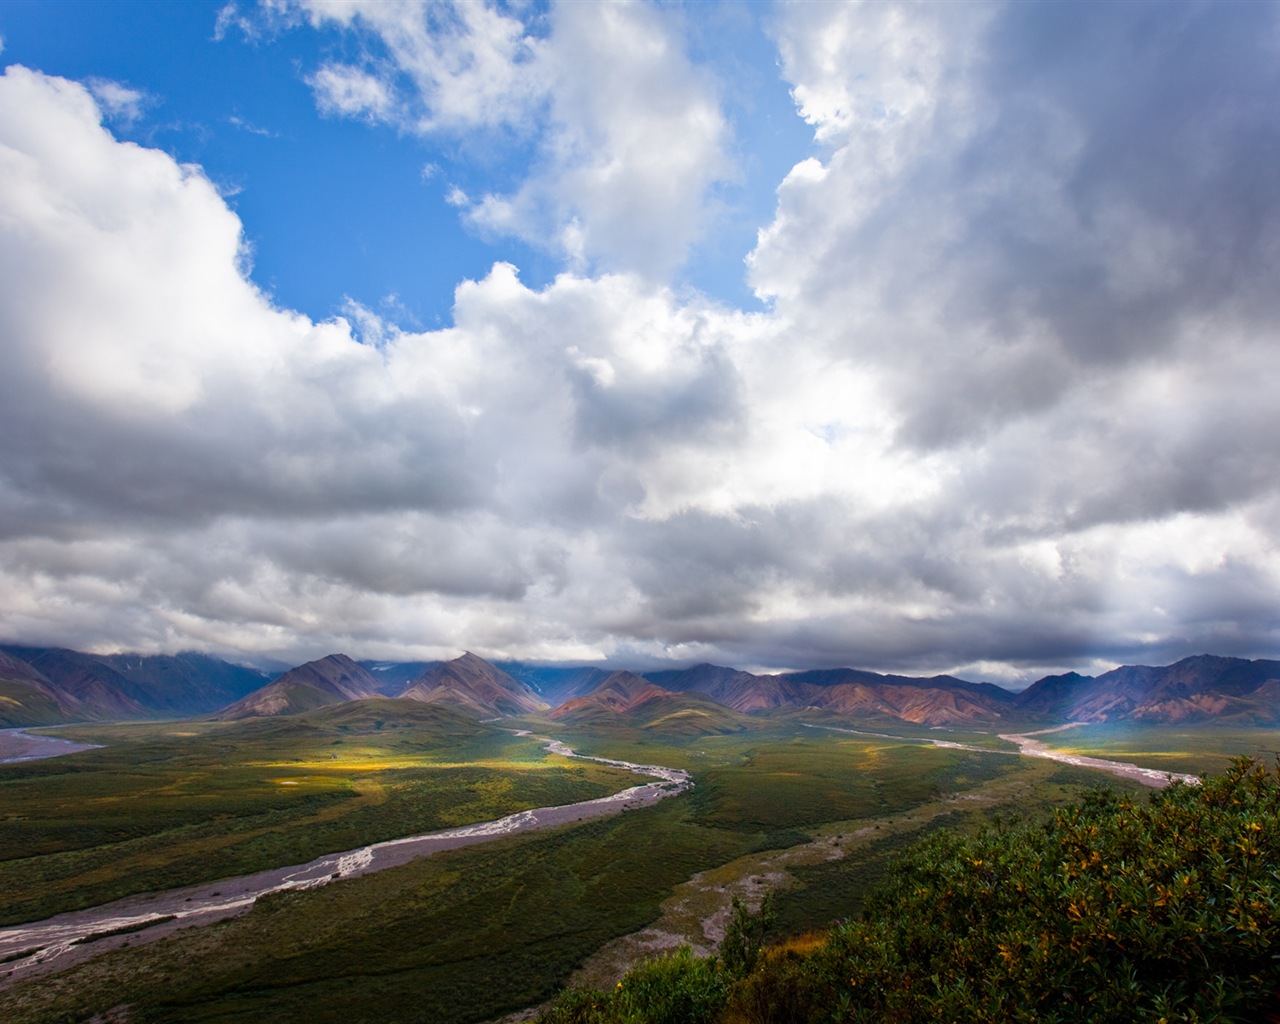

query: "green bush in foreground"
left=538, top=758, right=1280, bottom=1024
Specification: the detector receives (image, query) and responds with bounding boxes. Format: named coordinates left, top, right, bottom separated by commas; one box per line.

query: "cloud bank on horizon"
left=1, top=0, right=1279, bottom=683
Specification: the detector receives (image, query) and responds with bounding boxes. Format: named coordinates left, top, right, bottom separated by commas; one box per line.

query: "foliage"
left=820, top=756, right=1280, bottom=1023
left=538, top=949, right=731, bottom=1024
left=720, top=894, right=775, bottom=978
left=536, top=758, right=1280, bottom=1024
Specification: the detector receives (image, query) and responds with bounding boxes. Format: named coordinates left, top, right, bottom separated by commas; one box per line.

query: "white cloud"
left=292, top=0, right=544, bottom=132
left=86, top=78, right=149, bottom=125
left=465, top=1, right=732, bottom=278
left=0, top=66, right=749, bottom=662
left=308, top=62, right=396, bottom=121
left=213, top=3, right=256, bottom=42
left=5, top=0, right=1280, bottom=681
left=278, top=0, right=733, bottom=280
left=226, top=114, right=277, bottom=137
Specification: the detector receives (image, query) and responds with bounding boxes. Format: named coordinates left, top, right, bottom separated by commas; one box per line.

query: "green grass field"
left=0, top=712, right=1261, bottom=1023
left=1043, top=722, right=1280, bottom=776
left=0, top=704, right=643, bottom=925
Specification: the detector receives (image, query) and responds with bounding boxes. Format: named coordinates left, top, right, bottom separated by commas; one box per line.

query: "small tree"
left=720, top=892, right=776, bottom=978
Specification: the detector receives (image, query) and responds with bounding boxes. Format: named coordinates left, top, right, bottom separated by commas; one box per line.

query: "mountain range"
left=1, top=643, right=1278, bottom=731
left=0, top=646, right=270, bottom=727
left=547, top=670, right=751, bottom=736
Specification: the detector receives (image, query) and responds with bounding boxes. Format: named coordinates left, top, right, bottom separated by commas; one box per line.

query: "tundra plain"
left=1, top=704, right=1267, bottom=1024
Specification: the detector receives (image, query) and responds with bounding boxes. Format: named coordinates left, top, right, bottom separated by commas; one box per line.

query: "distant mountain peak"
left=400, top=653, right=549, bottom=717
left=214, top=653, right=378, bottom=719
left=549, top=670, right=749, bottom=736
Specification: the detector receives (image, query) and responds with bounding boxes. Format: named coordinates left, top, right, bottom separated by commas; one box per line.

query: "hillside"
left=358, top=660, right=441, bottom=696
left=0, top=651, right=74, bottom=727
left=643, top=662, right=1017, bottom=724
left=537, top=759, right=1280, bottom=1024
left=550, top=671, right=751, bottom=736
left=95, top=652, right=268, bottom=715
left=643, top=663, right=809, bottom=713
left=292, top=696, right=492, bottom=737
left=1015, top=654, right=1280, bottom=724
left=0, top=647, right=148, bottom=720
left=1, top=642, right=1277, bottom=728
left=400, top=652, right=549, bottom=716
left=0, top=646, right=269, bottom=721
left=215, top=654, right=379, bottom=719
left=499, top=663, right=612, bottom=705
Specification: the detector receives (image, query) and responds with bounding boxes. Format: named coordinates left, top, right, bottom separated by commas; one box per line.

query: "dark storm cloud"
left=764, top=0, right=1280, bottom=449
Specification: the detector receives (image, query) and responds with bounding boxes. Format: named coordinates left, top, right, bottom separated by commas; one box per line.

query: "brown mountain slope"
left=215, top=654, right=379, bottom=720
left=549, top=671, right=673, bottom=718
left=549, top=671, right=750, bottom=736
left=0, top=648, right=147, bottom=720
left=1014, top=655, right=1280, bottom=724
left=400, top=653, right=549, bottom=717
left=0, top=651, right=79, bottom=727
left=643, top=662, right=1015, bottom=725
left=643, top=663, right=811, bottom=713
left=802, top=681, right=1012, bottom=725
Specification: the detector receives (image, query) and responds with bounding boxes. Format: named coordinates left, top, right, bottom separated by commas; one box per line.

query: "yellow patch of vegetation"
left=248, top=756, right=572, bottom=773
left=774, top=931, right=827, bottom=956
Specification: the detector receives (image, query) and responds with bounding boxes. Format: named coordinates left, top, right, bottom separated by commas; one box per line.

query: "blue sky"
left=1, top=1, right=1279, bottom=684
left=0, top=0, right=809, bottom=323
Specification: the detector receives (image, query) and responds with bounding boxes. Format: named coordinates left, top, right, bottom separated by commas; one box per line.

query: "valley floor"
left=0, top=715, right=1258, bottom=1024
left=0, top=728, right=101, bottom=764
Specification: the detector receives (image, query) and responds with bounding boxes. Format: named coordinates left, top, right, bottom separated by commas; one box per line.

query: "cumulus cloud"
left=0, top=65, right=745, bottom=663
left=86, top=78, right=149, bottom=125
left=277, top=0, right=733, bottom=279
left=308, top=63, right=396, bottom=121
left=3, top=0, right=1280, bottom=682
left=292, top=0, right=544, bottom=132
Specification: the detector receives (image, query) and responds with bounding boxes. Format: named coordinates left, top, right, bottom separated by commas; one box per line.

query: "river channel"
left=805, top=722, right=1201, bottom=788
left=0, top=735, right=691, bottom=987
left=0, top=728, right=102, bottom=764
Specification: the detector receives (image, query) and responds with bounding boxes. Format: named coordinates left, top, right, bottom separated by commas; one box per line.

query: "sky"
left=1, top=0, right=1279, bottom=685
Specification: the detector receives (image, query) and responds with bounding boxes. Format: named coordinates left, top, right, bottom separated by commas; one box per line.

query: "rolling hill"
left=400, top=652, right=549, bottom=716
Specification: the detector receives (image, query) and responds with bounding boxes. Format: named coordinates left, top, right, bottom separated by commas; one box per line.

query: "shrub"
left=816, top=756, right=1280, bottom=1022
left=541, top=758, right=1280, bottom=1024
left=538, top=947, right=728, bottom=1024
